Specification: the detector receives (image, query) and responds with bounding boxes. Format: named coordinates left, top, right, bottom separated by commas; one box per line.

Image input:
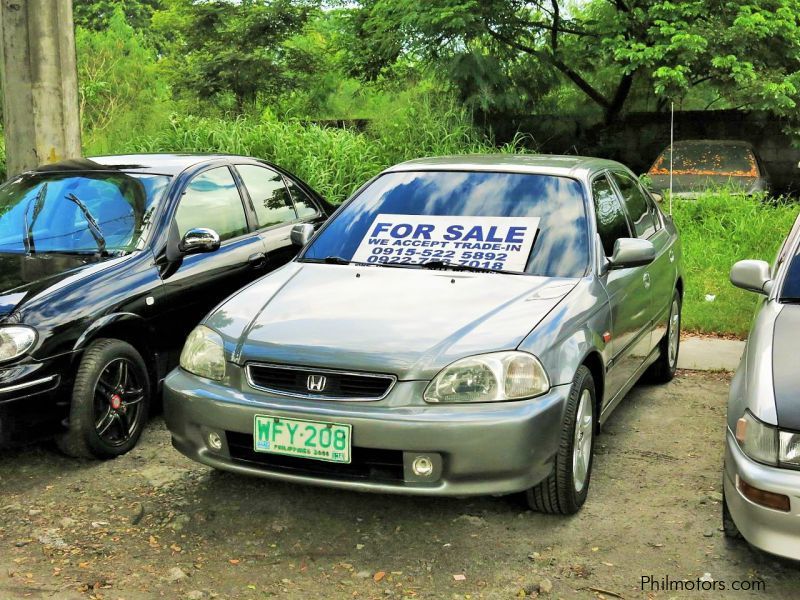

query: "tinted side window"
left=237, top=165, right=298, bottom=229
left=285, top=180, right=320, bottom=219
left=175, top=167, right=247, bottom=242
left=612, top=171, right=657, bottom=238
left=592, top=175, right=631, bottom=257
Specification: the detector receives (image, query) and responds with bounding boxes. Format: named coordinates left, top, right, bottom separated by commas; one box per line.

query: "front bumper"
left=0, top=354, right=74, bottom=446
left=163, top=368, right=570, bottom=496
left=724, top=429, right=800, bottom=560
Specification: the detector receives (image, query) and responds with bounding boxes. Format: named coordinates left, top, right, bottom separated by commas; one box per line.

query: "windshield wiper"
left=22, top=183, right=48, bottom=255
left=302, top=255, right=352, bottom=265
left=65, top=193, right=107, bottom=256
left=417, top=259, right=523, bottom=276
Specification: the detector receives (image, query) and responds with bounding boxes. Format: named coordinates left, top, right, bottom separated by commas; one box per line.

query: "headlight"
left=0, top=325, right=36, bottom=362
left=179, top=325, right=226, bottom=381
left=736, top=410, right=800, bottom=468
left=424, top=351, right=549, bottom=403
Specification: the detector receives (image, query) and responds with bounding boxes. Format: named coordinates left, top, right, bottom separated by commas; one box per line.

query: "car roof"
left=383, top=154, right=627, bottom=178
left=30, top=154, right=259, bottom=177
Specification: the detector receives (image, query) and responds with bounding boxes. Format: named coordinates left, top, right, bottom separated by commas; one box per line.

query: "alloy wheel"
left=572, top=389, right=593, bottom=493
left=93, top=358, right=145, bottom=447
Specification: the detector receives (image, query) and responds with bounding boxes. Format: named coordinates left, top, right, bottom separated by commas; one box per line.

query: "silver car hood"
left=208, top=262, right=577, bottom=380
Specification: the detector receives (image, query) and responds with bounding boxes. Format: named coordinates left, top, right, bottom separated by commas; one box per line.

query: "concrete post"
left=0, top=0, right=82, bottom=178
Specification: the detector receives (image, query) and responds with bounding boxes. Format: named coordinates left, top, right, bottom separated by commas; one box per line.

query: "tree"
left=152, top=0, right=319, bottom=113
left=349, top=0, right=800, bottom=124
left=73, top=0, right=163, bottom=31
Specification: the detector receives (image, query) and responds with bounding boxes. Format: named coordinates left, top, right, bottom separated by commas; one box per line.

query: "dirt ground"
left=1, top=371, right=797, bottom=600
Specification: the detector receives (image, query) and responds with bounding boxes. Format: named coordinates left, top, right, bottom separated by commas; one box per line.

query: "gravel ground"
left=0, top=371, right=797, bottom=599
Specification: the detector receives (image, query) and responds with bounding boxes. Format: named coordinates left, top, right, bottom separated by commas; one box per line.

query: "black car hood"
left=0, top=253, right=107, bottom=316
left=773, top=304, right=800, bottom=430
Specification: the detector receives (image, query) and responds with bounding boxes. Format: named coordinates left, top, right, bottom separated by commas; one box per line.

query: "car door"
left=609, top=170, right=674, bottom=353
left=158, top=165, right=269, bottom=353
left=591, top=173, right=653, bottom=404
left=233, top=163, right=307, bottom=269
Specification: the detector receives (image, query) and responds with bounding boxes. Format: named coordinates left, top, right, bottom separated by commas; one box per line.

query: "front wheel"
left=57, top=339, right=150, bottom=459
left=526, top=365, right=595, bottom=515
left=646, top=290, right=681, bottom=383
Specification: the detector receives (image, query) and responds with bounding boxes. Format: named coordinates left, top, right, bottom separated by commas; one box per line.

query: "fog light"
left=207, top=432, right=223, bottom=451
left=412, top=456, right=434, bottom=477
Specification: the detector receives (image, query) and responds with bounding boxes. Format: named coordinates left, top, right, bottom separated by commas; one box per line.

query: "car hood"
left=208, top=262, right=577, bottom=380
left=0, top=253, right=109, bottom=317
left=772, top=304, right=800, bottom=430
left=649, top=173, right=761, bottom=196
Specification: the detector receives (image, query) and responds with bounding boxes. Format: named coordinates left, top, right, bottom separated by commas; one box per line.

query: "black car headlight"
left=736, top=409, right=800, bottom=468
left=0, top=325, right=37, bottom=362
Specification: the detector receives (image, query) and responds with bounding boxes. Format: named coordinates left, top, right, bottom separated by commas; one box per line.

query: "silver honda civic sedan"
left=724, top=210, right=800, bottom=558
left=164, top=155, right=684, bottom=514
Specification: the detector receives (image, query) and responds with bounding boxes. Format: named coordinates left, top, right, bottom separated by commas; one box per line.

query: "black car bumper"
left=0, top=353, right=75, bottom=446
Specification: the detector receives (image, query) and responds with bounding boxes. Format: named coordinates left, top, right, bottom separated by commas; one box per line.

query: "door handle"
left=248, top=252, right=267, bottom=268
left=643, top=272, right=651, bottom=289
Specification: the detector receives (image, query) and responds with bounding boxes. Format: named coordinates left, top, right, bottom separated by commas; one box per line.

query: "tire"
left=722, top=490, right=743, bottom=540
left=56, top=338, right=150, bottom=459
left=646, top=289, right=681, bottom=383
left=526, top=365, right=595, bottom=515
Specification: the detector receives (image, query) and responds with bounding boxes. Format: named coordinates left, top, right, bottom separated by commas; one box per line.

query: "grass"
left=671, top=192, right=798, bottom=337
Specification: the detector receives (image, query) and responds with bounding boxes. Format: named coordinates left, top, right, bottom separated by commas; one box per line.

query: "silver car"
left=163, top=155, right=684, bottom=514
left=724, top=211, right=800, bottom=558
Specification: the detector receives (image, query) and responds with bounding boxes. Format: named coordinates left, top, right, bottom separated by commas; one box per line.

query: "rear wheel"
left=647, top=290, right=681, bottom=383
left=57, top=339, right=150, bottom=459
left=526, top=366, right=595, bottom=515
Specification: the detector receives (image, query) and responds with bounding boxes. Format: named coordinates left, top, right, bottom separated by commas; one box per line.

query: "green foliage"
left=76, top=6, right=172, bottom=154
left=672, top=192, right=799, bottom=336
left=73, top=0, right=162, bottom=31
left=152, top=0, right=318, bottom=112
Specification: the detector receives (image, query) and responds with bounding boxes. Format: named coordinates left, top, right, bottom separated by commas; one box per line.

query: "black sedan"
left=0, top=154, right=331, bottom=458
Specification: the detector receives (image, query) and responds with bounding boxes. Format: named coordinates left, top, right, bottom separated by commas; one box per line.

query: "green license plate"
left=253, top=415, right=351, bottom=464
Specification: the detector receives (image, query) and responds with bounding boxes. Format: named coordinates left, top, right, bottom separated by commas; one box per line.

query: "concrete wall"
left=502, top=110, right=800, bottom=194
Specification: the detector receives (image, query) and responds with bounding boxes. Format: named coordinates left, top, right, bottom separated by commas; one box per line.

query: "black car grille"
left=225, top=431, right=404, bottom=482
left=245, top=363, right=395, bottom=400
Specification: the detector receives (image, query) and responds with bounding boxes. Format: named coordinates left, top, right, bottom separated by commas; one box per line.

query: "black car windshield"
left=782, top=245, right=800, bottom=301
left=301, top=170, right=589, bottom=277
left=0, top=171, right=170, bottom=255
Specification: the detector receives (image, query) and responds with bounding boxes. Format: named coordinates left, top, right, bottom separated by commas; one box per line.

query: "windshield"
left=782, top=244, right=800, bottom=301
left=302, top=170, right=589, bottom=277
left=648, top=143, right=758, bottom=177
left=0, top=171, right=170, bottom=255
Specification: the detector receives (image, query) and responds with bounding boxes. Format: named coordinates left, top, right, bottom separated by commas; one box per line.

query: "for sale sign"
left=351, top=214, right=540, bottom=272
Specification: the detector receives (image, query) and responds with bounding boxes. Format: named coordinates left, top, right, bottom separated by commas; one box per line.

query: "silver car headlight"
left=180, top=325, right=226, bottom=381
left=0, top=325, right=37, bottom=362
left=736, top=410, right=800, bottom=468
left=424, top=351, right=549, bottom=404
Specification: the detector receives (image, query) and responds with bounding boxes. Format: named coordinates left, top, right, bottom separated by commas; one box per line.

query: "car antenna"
left=669, top=101, right=674, bottom=216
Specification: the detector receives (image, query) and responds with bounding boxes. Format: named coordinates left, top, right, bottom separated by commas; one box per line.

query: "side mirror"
left=730, top=259, right=773, bottom=295
left=651, top=191, right=664, bottom=203
left=178, top=228, right=220, bottom=255
left=291, top=223, right=315, bottom=246
left=609, top=238, right=656, bottom=270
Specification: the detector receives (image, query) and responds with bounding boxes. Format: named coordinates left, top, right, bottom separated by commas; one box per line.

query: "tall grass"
left=672, top=192, right=798, bottom=336
left=121, top=100, right=523, bottom=203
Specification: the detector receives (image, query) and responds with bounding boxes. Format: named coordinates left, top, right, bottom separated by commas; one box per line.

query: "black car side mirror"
left=291, top=223, right=315, bottom=246
left=178, top=228, right=221, bottom=255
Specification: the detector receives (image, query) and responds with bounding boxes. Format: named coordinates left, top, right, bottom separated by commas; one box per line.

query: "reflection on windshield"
left=303, top=171, right=589, bottom=277
left=0, top=172, right=170, bottom=255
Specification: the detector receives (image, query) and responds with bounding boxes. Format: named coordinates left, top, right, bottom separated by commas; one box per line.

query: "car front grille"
left=245, top=363, right=395, bottom=400
left=225, top=431, right=404, bottom=482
